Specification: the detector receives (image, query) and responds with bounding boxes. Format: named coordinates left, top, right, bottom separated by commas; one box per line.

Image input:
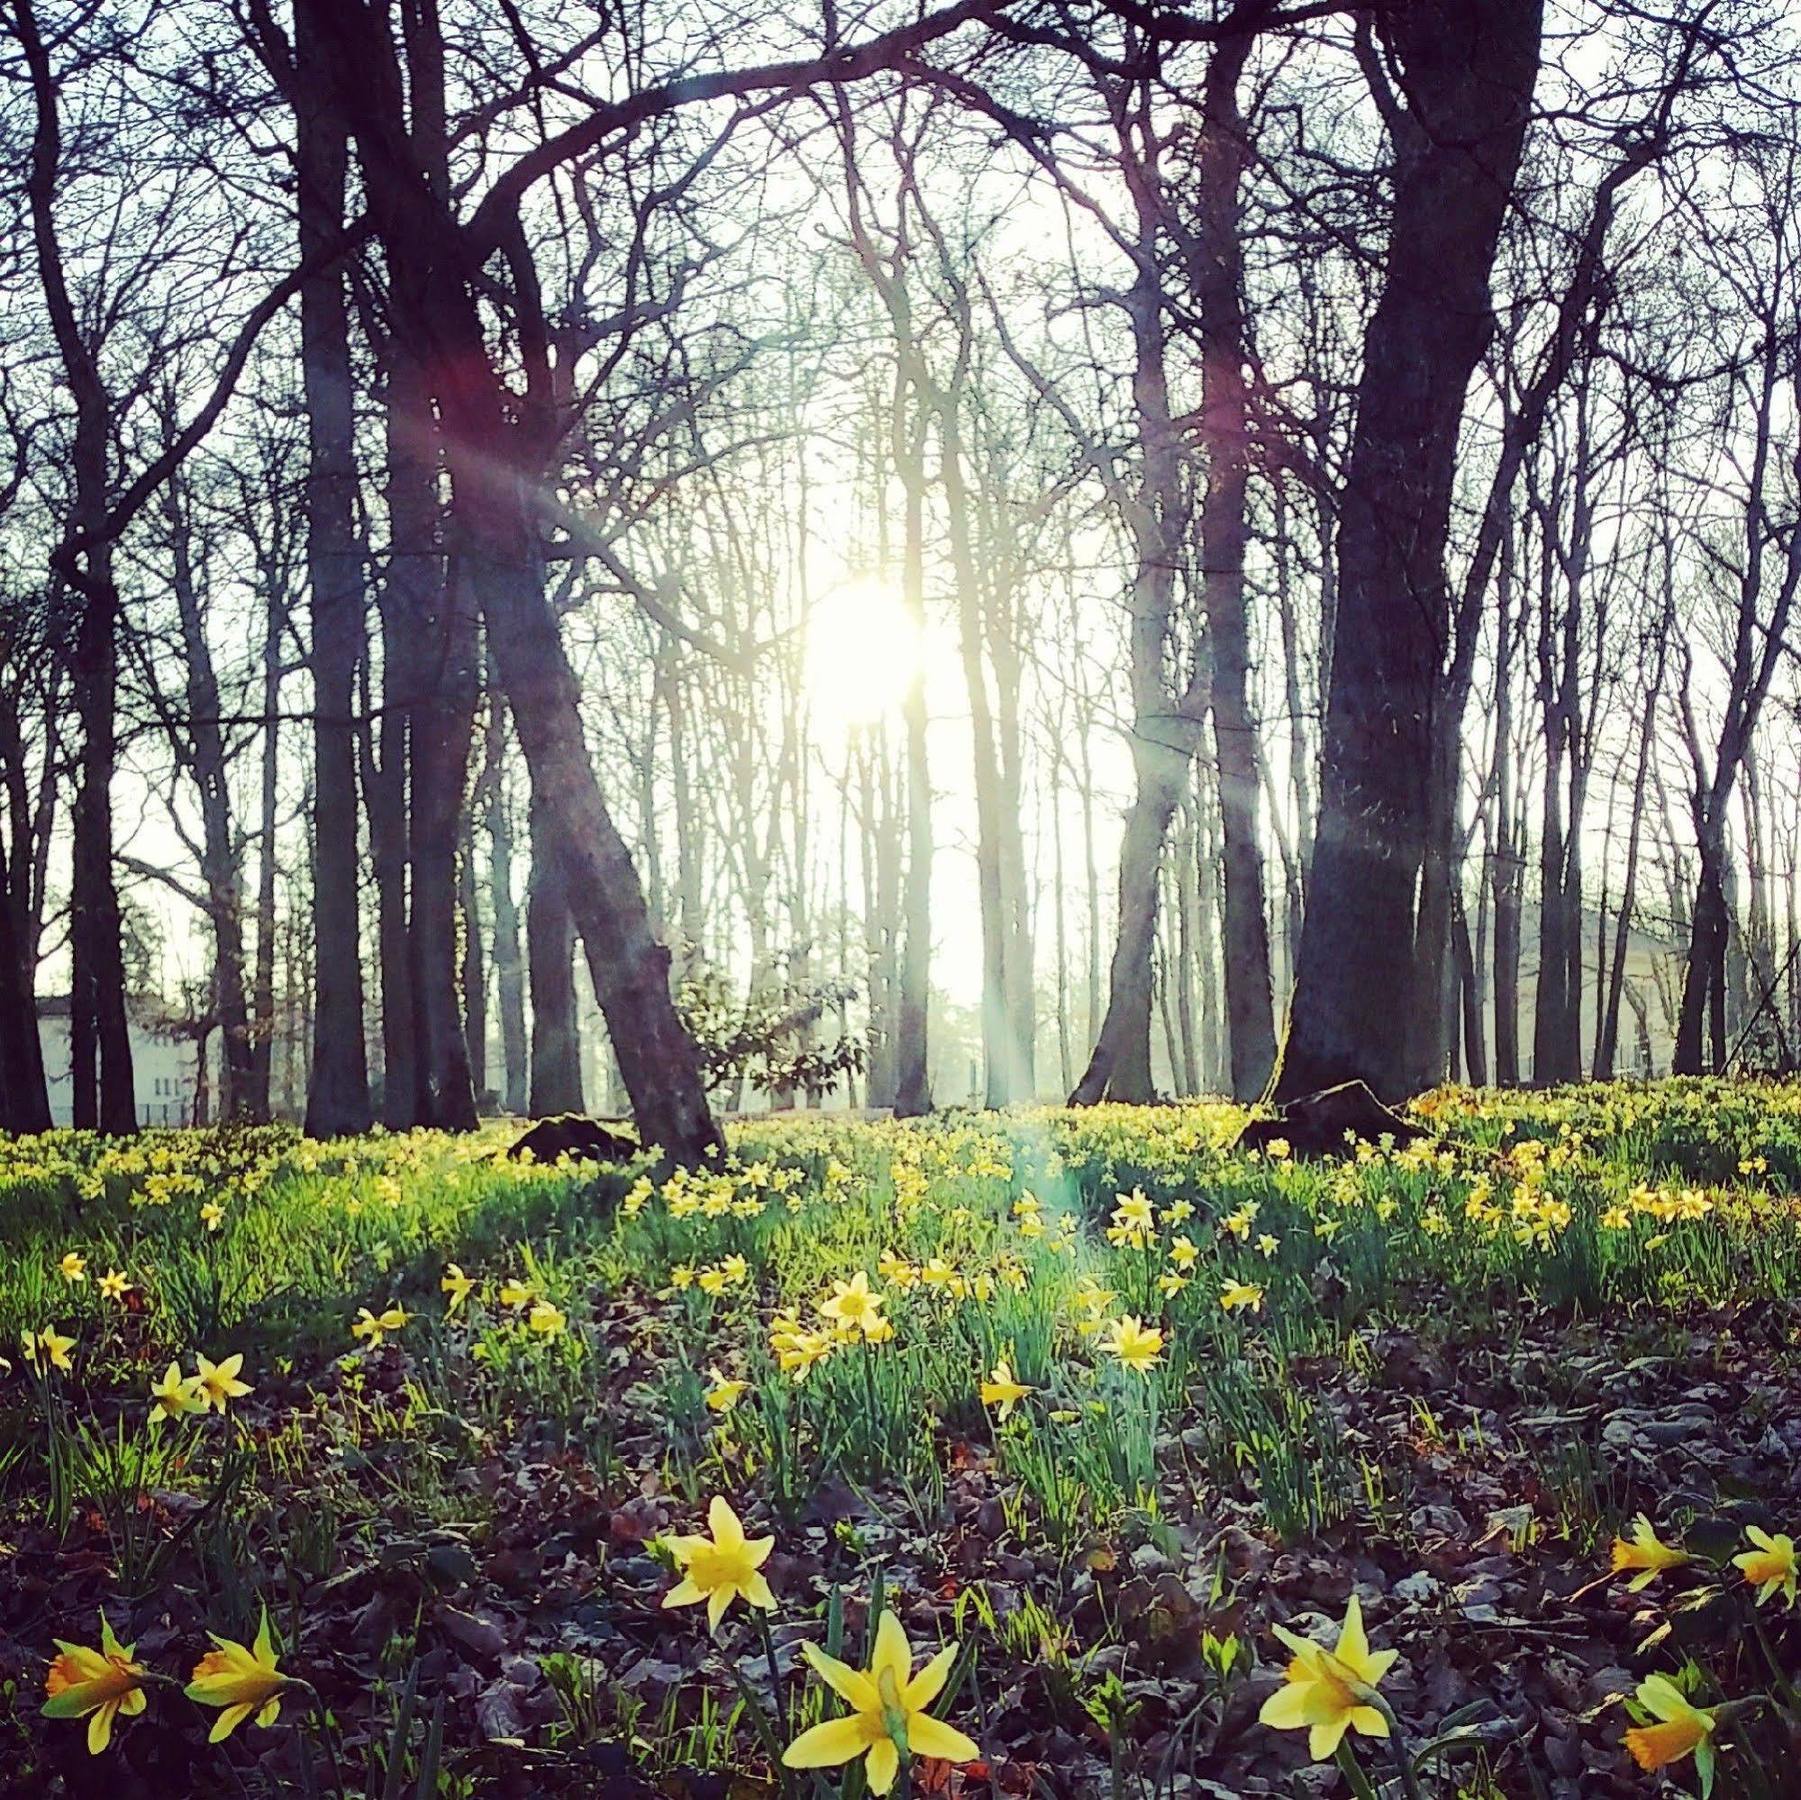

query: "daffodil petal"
left=870, top=1611, right=913, bottom=1695
left=782, top=1712, right=876, bottom=1768
left=904, top=1643, right=958, bottom=1711
left=908, top=1714, right=979, bottom=1762
left=865, top=1736, right=900, bottom=1795
left=800, top=1641, right=879, bottom=1712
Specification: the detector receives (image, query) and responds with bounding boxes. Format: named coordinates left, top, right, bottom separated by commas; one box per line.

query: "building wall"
left=37, top=1017, right=200, bottom=1128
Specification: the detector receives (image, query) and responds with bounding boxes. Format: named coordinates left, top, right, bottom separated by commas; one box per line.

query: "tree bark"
left=296, top=0, right=372, bottom=1137
left=1190, top=29, right=1277, bottom=1101
left=1277, top=0, right=1542, bottom=1102
left=526, top=787, right=584, bottom=1117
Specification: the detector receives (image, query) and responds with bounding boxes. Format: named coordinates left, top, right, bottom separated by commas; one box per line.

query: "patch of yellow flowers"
left=44, top=1608, right=294, bottom=1756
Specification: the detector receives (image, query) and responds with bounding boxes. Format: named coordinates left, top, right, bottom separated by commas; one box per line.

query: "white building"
left=37, top=998, right=202, bottom=1128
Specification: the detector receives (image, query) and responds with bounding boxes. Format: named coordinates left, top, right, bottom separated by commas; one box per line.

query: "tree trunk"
left=167, top=474, right=256, bottom=1120
left=526, top=788, right=584, bottom=1117
left=245, top=559, right=284, bottom=1121
left=297, top=0, right=372, bottom=1137
left=485, top=700, right=529, bottom=1113
left=1278, top=0, right=1541, bottom=1102
left=1192, top=27, right=1277, bottom=1102
left=892, top=408, right=933, bottom=1119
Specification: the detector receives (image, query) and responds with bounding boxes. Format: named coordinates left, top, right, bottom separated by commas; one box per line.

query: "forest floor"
left=4, top=1082, right=1801, bottom=1799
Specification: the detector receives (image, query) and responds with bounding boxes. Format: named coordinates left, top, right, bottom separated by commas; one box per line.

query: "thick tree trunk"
left=296, top=0, right=371, bottom=1137
left=17, top=0, right=134, bottom=1134
left=0, top=828, right=51, bottom=1133
left=407, top=548, right=480, bottom=1131
left=1278, top=0, right=1541, bottom=1102
left=69, top=570, right=135, bottom=1134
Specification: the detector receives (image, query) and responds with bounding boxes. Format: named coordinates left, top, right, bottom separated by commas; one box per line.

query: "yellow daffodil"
left=59, top=1252, right=87, bottom=1284
left=527, top=1299, right=566, bottom=1337
left=1258, top=1595, right=1397, bottom=1761
left=193, top=1351, right=253, bottom=1413
left=1623, top=1674, right=1716, bottom=1789
left=1256, top=1233, right=1279, bottom=1257
left=1733, top=1526, right=1798, bottom=1606
left=1104, top=1314, right=1163, bottom=1373
left=440, top=1263, right=476, bottom=1313
left=351, top=1303, right=408, bottom=1347
left=98, top=1268, right=132, bottom=1302
left=1610, top=1516, right=1688, bottom=1591
left=185, top=1611, right=291, bottom=1740
left=1220, top=1279, right=1265, bottom=1313
left=783, top=1610, right=979, bottom=1795
left=705, top=1366, right=748, bottom=1412
left=1168, top=1235, right=1199, bottom=1270
left=43, top=1613, right=147, bottom=1754
left=498, top=1277, right=534, bottom=1309
left=1112, top=1189, right=1154, bottom=1233
left=671, top=1263, right=695, bottom=1289
left=25, top=1326, right=76, bottom=1373
left=663, top=1496, right=776, bottom=1632
left=200, top=1201, right=225, bottom=1231
left=148, top=1361, right=204, bottom=1422
left=819, top=1271, right=885, bottom=1337
left=980, top=1359, right=1031, bottom=1419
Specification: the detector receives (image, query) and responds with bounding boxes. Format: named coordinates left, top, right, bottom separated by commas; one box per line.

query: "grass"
left=4, top=1080, right=1801, bottom=1793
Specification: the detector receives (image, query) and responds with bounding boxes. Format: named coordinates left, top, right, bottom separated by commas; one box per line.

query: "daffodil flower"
left=98, top=1268, right=132, bottom=1302
left=980, top=1358, right=1031, bottom=1419
left=1103, top=1314, right=1163, bottom=1373
left=193, top=1351, right=253, bottom=1413
left=1733, top=1526, right=1798, bottom=1607
left=43, top=1613, right=147, bottom=1754
left=1624, top=1674, right=1716, bottom=1791
left=783, top=1610, right=979, bottom=1795
left=1609, top=1516, right=1688, bottom=1591
left=25, top=1326, right=76, bottom=1373
left=351, top=1303, right=408, bottom=1347
left=662, top=1496, right=776, bottom=1632
left=1220, top=1279, right=1265, bottom=1313
left=705, top=1366, right=748, bottom=1412
left=528, top=1299, right=566, bottom=1337
left=1257, top=1594, right=1398, bottom=1761
left=149, top=1362, right=205, bottom=1423
left=440, top=1263, right=476, bottom=1313
left=185, top=1611, right=291, bottom=1740
left=59, top=1252, right=87, bottom=1284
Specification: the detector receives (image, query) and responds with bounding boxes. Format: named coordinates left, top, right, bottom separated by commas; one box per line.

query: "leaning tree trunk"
left=1277, top=0, right=1542, bottom=1103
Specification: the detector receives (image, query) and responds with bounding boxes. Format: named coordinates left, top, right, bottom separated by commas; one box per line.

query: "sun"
left=802, top=578, right=924, bottom=738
